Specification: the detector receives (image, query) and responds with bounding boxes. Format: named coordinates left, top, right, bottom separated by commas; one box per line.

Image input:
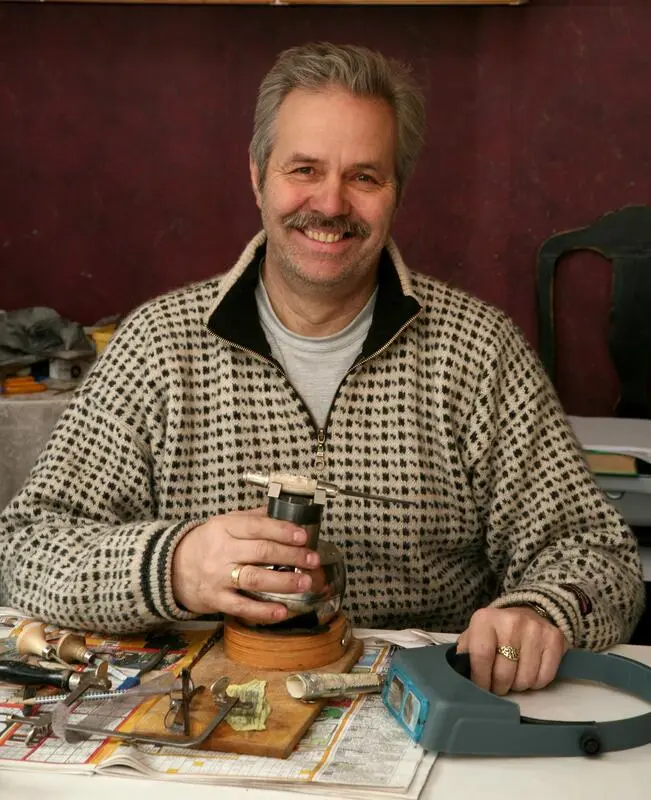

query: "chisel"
left=0, top=659, right=105, bottom=691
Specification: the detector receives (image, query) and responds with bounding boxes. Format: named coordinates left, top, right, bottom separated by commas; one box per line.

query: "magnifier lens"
left=402, top=691, right=421, bottom=731
left=387, top=675, right=405, bottom=715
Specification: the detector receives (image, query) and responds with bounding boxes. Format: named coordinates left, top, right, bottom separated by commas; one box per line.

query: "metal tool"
left=1, top=661, right=111, bottom=745
left=185, top=625, right=223, bottom=672
left=142, top=632, right=222, bottom=734
left=135, top=643, right=172, bottom=675
left=0, top=659, right=109, bottom=692
left=20, top=640, right=176, bottom=706
left=22, top=671, right=176, bottom=707
left=60, top=676, right=239, bottom=748
left=56, top=632, right=131, bottom=686
left=164, top=667, right=204, bottom=735
left=1, top=712, right=53, bottom=746
left=245, top=471, right=416, bottom=508
left=242, top=472, right=414, bottom=625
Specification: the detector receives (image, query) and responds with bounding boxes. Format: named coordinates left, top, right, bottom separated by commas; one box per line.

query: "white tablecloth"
left=0, top=390, right=72, bottom=509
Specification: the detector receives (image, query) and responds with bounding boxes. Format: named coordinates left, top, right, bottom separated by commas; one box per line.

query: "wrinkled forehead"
left=270, top=87, right=398, bottom=175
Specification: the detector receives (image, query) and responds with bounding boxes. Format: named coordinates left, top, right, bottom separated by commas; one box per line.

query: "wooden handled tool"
left=16, top=621, right=69, bottom=666
left=56, top=632, right=134, bottom=687
left=0, top=660, right=78, bottom=689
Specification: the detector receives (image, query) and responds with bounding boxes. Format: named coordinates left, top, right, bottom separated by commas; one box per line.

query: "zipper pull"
left=314, top=429, right=326, bottom=473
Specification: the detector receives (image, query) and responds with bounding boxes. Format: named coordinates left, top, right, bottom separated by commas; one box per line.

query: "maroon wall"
left=1, top=0, right=650, bottom=415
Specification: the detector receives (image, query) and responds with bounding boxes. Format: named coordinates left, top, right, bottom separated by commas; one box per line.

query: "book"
left=568, top=416, right=651, bottom=463
left=584, top=450, right=639, bottom=477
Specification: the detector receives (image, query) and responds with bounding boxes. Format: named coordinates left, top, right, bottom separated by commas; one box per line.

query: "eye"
left=293, top=166, right=314, bottom=176
left=354, top=173, right=378, bottom=185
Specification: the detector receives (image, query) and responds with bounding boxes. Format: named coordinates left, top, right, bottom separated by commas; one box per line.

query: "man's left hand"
left=456, top=606, right=570, bottom=695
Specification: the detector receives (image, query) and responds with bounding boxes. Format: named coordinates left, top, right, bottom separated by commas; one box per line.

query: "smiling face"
left=250, top=86, right=399, bottom=299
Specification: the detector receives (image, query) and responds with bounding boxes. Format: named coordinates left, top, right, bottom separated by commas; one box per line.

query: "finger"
left=510, top=644, right=542, bottom=693
left=223, top=513, right=309, bottom=546
left=219, top=592, right=292, bottom=625
left=533, top=636, right=568, bottom=690
left=234, top=564, right=313, bottom=596
left=234, top=539, right=320, bottom=571
left=466, top=627, right=498, bottom=692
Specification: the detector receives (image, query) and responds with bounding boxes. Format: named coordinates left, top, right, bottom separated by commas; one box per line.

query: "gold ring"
left=230, top=564, right=244, bottom=589
left=496, top=644, right=520, bottom=662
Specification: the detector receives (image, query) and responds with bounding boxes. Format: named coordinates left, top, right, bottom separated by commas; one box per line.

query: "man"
left=0, top=43, right=644, bottom=697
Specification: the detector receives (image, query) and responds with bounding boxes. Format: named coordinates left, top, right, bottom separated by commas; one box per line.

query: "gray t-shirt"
left=255, top=280, right=377, bottom=428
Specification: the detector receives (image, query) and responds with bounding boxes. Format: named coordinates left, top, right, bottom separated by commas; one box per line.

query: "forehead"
left=271, top=87, right=397, bottom=168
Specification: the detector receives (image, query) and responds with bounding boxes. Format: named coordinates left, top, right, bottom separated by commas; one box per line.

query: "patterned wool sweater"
left=0, top=233, right=644, bottom=645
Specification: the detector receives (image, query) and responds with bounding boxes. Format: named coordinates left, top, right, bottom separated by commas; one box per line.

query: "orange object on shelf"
left=1, top=376, right=47, bottom=395
left=90, top=324, right=117, bottom=355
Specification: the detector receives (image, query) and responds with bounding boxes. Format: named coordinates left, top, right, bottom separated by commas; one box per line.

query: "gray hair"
left=250, top=42, right=426, bottom=201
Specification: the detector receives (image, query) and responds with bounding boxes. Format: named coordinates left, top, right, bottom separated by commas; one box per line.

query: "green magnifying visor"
left=383, top=642, right=651, bottom=757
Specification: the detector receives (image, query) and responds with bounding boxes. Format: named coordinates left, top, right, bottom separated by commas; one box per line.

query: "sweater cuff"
left=490, top=584, right=588, bottom=647
left=143, top=520, right=204, bottom=622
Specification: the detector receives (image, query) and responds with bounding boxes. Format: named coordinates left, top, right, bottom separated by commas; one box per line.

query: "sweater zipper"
left=207, top=330, right=323, bottom=468
left=316, top=306, right=423, bottom=473
left=208, top=305, right=421, bottom=475
left=314, top=429, right=327, bottom=473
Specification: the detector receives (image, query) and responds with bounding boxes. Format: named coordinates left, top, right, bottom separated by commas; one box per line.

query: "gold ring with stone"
left=496, top=644, right=520, bottom=662
left=230, top=564, right=244, bottom=589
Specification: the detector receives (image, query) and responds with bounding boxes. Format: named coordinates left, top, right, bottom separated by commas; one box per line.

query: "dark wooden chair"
left=537, top=204, right=651, bottom=420
left=536, top=205, right=651, bottom=644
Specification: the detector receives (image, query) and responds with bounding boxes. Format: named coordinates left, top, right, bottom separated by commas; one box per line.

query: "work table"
left=2, top=641, right=651, bottom=800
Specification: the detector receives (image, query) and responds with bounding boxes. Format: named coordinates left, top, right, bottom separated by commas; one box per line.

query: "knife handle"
left=0, top=660, right=68, bottom=688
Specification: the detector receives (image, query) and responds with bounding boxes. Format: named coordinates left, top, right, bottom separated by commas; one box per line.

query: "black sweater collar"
left=207, top=242, right=421, bottom=360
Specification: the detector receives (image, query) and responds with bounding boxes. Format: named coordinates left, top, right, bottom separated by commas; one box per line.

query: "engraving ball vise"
left=243, top=471, right=413, bottom=627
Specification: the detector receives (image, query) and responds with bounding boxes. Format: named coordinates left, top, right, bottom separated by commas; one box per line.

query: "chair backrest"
left=537, top=205, right=651, bottom=419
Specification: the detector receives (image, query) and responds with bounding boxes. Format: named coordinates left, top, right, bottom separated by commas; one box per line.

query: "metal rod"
left=339, top=489, right=416, bottom=507
left=23, top=688, right=134, bottom=706
left=23, top=672, right=176, bottom=706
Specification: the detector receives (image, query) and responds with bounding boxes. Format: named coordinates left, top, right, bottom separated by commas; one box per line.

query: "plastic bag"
left=0, top=307, right=94, bottom=368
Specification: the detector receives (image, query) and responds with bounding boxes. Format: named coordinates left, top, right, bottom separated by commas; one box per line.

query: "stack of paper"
left=568, top=416, right=651, bottom=477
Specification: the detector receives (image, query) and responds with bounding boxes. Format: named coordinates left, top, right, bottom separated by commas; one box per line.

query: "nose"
left=309, top=175, right=351, bottom=219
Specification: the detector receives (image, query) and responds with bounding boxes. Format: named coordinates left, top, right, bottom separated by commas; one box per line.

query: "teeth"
left=304, top=229, right=344, bottom=243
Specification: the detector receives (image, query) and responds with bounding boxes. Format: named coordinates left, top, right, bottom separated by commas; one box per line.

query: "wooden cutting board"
left=124, top=631, right=363, bottom=759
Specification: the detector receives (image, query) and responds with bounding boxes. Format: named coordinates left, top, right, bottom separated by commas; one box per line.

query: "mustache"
left=282, top=211, right=371, bottom=240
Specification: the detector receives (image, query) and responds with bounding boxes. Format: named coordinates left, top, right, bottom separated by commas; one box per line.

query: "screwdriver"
left=0, top=659, right=100, bottom=690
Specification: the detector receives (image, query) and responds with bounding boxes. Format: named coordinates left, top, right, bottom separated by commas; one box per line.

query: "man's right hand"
left=171, top=507, right=319, bottom=624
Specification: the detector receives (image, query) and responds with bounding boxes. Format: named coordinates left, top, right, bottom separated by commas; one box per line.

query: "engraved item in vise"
left=242, top=471, right=415, bottom=625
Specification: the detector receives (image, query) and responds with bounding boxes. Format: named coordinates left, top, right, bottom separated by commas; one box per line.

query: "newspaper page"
left=0, top=609, right=437, bottom=798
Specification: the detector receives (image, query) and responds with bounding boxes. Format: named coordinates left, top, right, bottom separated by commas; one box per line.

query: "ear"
left=250, top=156, right=263, bottom=210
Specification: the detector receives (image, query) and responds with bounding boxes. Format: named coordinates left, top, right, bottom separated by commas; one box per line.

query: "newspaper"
left=0, top=609, right=438, bottom=798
